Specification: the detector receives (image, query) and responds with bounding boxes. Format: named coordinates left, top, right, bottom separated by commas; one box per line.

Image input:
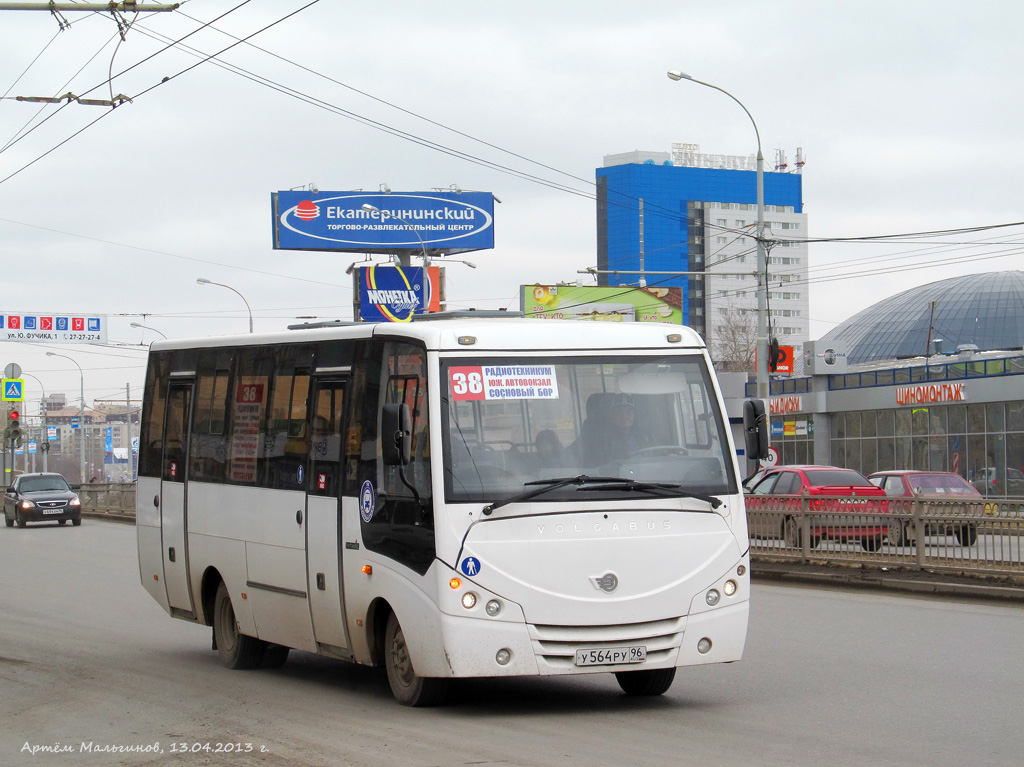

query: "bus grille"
left=528, top=616, right=685, bottom=670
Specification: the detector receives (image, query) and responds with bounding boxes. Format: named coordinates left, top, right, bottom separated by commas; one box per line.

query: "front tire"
left=615, top=667, right=676, bottom=696
left=956, top=524, right=977, bottom=546
left=384, top=612, right=448, bottom=707
left=213, top=582, right=265, bottom=670
left=71, top=518, right=81, bottom=527
left=16, top=512, right=27, bottom=528
left=783, top=516, right=801, bottom=548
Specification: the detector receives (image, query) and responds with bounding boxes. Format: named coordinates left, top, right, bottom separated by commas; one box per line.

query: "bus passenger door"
left=305, top=378, right=350, bottom=653
left=161, top=379, right=195, bottom=617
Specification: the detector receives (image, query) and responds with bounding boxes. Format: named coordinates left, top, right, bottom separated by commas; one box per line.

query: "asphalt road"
left=2, top=519, right=1022, bottom=767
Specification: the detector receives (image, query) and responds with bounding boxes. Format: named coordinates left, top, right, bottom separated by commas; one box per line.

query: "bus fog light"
left=461, top=592, right=478, bottom=609
left=723, top=580, right=737, bottom=597
left=697, top=637, right=712, bottom=654
left=705, top=589, right=721, bottom=606
left=485, top=599, right=502, bottom=616
left=496, top=648, right=512, bottom=665
left=736, top=565, right=746, bottom=576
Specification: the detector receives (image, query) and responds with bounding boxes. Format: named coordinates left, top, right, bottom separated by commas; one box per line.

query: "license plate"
left=42, top=509, right=64, bottom=515
left=574, top=646, right=647, bottom=666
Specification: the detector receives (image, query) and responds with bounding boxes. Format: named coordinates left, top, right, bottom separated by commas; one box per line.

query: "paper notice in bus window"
left=449, top=366, right=559, bottom=401
left=229, top=379, right=266, bottom=483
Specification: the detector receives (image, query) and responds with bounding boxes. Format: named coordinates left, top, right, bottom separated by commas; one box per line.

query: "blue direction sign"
left=2, top=379, right=24, bottom=402
left=71, top=416, right=80, bottom=429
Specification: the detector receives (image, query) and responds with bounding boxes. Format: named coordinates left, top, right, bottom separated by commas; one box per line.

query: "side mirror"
left=743, top=399, right=769, bottom=462
left=381, top=403, right=412, bottom=466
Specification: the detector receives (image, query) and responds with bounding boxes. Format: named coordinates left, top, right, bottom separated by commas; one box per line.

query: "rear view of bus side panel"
left=137, top=353, right=170, bottom=613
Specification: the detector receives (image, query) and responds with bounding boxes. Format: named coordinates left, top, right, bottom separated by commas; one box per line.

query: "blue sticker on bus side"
left=461, top=557, right=481, bottom=576
left=297, top=465, right=304, bottom=485
left=360, top=480, right=375, bottom=522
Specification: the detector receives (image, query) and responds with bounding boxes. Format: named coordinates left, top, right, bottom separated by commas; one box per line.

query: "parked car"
left=868, top=470, right=982, bottom=546
left=3, top=473, right=82, bottom=528
left=970, top=467, right=1024, bottom=498
left=745, top=465, right=889, bottom=551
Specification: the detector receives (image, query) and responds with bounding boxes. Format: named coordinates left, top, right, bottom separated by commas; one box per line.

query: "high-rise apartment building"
left=596, top=143, right=808, bottom=369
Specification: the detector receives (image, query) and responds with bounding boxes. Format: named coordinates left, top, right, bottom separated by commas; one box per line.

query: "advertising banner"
left=358, top=266, right=440, bottom=322
left=0, top=313, right=107, bottom=344
left=272, top=191, right=495, bottom=254
left=520, top=285, right=683, bottom=324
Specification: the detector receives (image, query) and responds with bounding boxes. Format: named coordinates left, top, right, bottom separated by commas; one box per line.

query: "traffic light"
left=768, top=337, right=781, bottom=373
left=7, top=407, right=21, bottom=447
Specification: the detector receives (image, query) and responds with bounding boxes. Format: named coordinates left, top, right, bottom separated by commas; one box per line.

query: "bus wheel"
left=384, top=612, right=448, bottom=707
left=213, top=582, right=265, bottom=670
left=956, top=524, right=977, bottom=546
left=262, top=645, right=290, bottom=669
left=615, top=667, right=676, bottom=696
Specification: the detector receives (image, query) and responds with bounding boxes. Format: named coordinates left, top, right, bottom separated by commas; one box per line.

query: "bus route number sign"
left=448, top=365, right=559, bottom=402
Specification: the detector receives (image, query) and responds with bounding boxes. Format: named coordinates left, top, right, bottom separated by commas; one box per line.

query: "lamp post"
left=130, top=321, right=167, bottom=339
left=667, top=69, right=769, bottom=400
left=197, top=278, right=254, bottom=333
left=45, top=352, right=85, bottom=483
left=21, top=372, right=47, bottom=472
left=361, top=204, right=430, bottom=267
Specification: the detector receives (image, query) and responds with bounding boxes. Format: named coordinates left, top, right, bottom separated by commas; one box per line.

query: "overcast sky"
left=1, top=0, right=1022, bottom=408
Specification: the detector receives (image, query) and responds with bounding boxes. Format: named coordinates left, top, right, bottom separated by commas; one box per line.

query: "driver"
left=583, top=393, right=648, bottom=465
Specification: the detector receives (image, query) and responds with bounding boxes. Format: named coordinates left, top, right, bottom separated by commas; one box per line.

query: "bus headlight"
left=723, top=580, right=737, bottom=597
left=461, top=592, right=478, bottom=609
left=705, top=589, right=721, bottom=606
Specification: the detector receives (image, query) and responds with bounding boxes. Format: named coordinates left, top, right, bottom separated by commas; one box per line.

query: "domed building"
left=729, top=271, right=1024, bottom=490
left=819, top=271, right=1024, bottom=364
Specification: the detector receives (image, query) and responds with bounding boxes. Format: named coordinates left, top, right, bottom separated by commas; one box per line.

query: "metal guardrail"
left=78, top=482, right=136, bottom=517
left=74, top=483, right=1024, bottom=577
left=746, top=493, right=1024, bottom=576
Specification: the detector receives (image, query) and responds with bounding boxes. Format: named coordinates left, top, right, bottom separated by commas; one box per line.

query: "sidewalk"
left=753, top=560, right=1024, bottom=603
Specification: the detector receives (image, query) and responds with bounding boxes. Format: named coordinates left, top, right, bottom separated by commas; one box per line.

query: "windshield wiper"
left=482, top=475, right=625, bottom=515
left=580, top=479, right=723, bottom=509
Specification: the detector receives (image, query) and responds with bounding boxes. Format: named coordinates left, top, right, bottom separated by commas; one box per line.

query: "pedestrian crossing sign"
left=2, top=379, right=24, bottom=402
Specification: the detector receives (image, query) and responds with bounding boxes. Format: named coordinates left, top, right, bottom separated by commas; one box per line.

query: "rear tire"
left=886, top=518, right=906, bottom=546
left=58, top=520, right=67, bottom=526
left=384, top=612, right=448, bottom=706
left=783, top=517, right=801, bottom=548
left=861, top=535, right=883, bottom=552
left=615, top=667, right=676, bottom=696
left=5, top=515, right=13, bottom=527
left=213, top=582, right=265, bottom=670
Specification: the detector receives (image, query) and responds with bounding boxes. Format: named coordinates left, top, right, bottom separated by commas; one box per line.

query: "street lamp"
left=361, top=203, right=431, bottom=267
left=667, top=69, right=770, bottom=400
left=196, top=278, right=254, bottom=333
left=130, top=321, right=167, bottom=339
left=21, top=372, right=47, bottom=472
left=45, top=352, right=85, bottom=483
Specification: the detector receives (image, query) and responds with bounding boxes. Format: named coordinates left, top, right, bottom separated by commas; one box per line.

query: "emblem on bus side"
left=360, top=480, right=375, bottom=522
left=590, top=573, right=619, bottom=593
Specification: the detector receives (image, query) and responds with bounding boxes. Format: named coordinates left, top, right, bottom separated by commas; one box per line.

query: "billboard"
left=357, top=266, right=441, bottom=322
left=520, top=285, right=683, bottom=324
left=0, top=313, right=107, bottom=344
left=272, top=191, right=495, bottom=254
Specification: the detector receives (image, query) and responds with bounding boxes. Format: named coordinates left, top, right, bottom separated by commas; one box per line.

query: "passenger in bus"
left=534, top=429, right=565, bottom=466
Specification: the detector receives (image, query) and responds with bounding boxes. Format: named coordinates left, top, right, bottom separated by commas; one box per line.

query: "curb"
left=752, top=561, right=1024, bottom=603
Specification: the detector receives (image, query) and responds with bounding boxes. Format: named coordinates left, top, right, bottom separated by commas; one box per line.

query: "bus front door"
left=305, top=378, right=350, bottom=654
left=161, top=379, right=195, bottom=617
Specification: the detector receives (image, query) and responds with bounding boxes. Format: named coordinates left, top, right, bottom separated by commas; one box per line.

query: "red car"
left=867, top=470, right=981, bottom=546
left=746, top=465, right=889, bottom=551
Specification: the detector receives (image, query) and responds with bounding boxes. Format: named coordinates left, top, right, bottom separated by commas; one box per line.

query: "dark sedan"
left=3, top=473, right=82, bottom=528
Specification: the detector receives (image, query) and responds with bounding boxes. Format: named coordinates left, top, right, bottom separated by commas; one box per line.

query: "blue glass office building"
left=596, top=155, right=804, bottom=337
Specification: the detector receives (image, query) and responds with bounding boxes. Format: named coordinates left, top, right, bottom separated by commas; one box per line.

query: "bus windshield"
left=442, top=355, right=736, bottom=505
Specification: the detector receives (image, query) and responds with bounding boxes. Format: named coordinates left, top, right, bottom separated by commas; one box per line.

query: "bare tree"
left=710, top=309, right=757, bottom=373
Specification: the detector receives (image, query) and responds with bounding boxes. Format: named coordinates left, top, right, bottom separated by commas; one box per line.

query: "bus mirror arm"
left=382, top=404, right=412, bottom=466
